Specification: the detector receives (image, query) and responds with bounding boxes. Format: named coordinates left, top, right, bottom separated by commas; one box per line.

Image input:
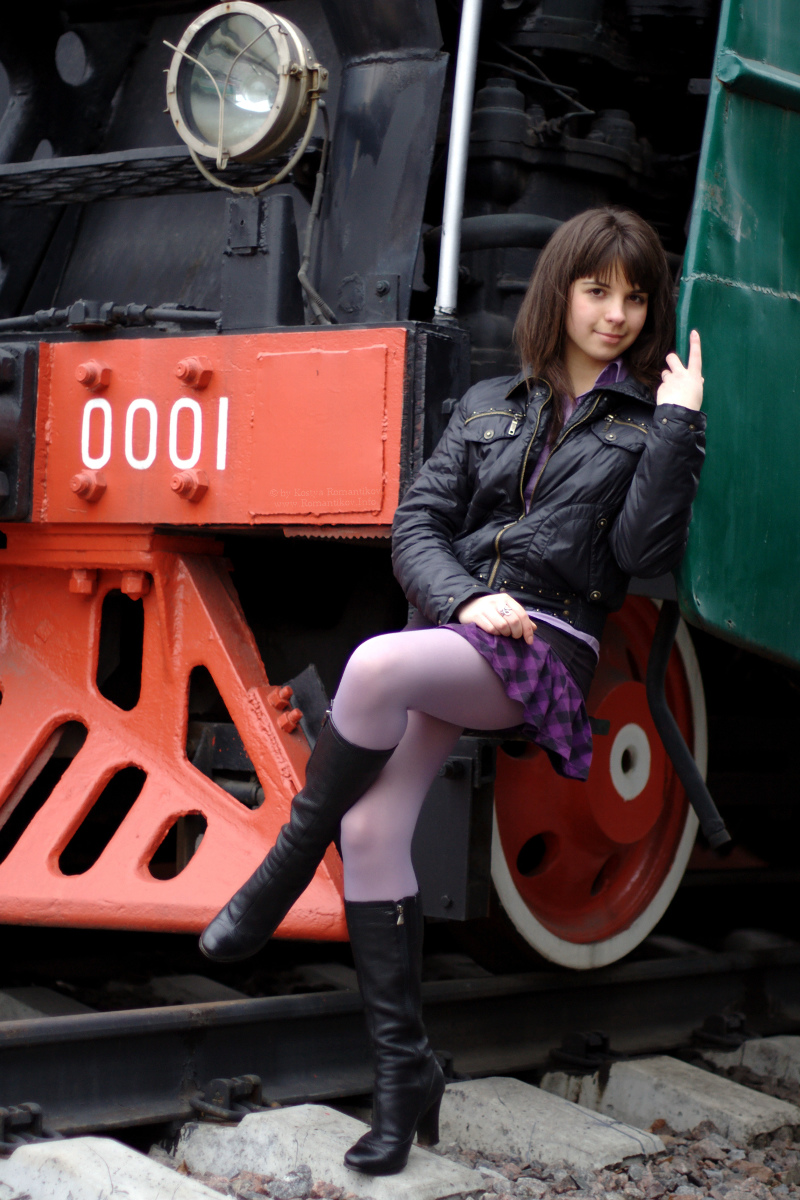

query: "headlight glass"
left=181, top=13, right=281, bottom=146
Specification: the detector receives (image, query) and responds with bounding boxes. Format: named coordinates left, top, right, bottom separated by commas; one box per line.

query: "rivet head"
left=484, top=429, right=494, bottom=439
left=70, top=469, right=106, bottom=502
left=661, top=417, right=668, bottom=424
left=175, top=356, right=213, bottom=389
left=590, top=590, right=602, bottom=601
left=75, top=360, right=111, bottom=389
left=171, top=468, right=209, bottom=501
left=607, top=433, right=616, bottom=440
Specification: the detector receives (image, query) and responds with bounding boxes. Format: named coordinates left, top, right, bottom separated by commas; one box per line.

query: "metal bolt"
left=175, top=356, right=213, bottom=389
left=171, top=468, right=209, bottom=502
left=69, top=568, right=98, bottom=596
left=70, top=469, right=106, bottom=502
left=121, top=570, right=151, bottom=599
left=375, top=280, right=391, bottom=297
left=267, top=685, right=294, bottom=711
left=75, top=360, right=111, bottom=389
left=278, top=706, right=303, bottom=733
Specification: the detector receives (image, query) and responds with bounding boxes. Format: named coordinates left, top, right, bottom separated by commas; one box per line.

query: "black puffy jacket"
left=392, top=371, right=706, bottom=641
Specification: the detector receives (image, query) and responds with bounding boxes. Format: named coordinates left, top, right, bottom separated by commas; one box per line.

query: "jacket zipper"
left=487, top=391, right=603, bottom=589
left=463, top=408, right=521, bottom=424
left=527, top=394, right=604, bottom=509
left=487, top=388, right=551, bottom=588
left=608, top=415, right=648, bottom=434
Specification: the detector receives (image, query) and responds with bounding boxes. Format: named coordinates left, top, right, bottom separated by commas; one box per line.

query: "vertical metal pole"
left=434, top=0, right=484, bottom=322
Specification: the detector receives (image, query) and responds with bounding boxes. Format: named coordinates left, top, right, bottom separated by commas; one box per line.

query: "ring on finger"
left=497, top=603, right=512, bottom=616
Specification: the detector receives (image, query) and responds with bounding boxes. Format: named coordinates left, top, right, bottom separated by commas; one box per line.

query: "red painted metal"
left=34, top=327, right=407, bottom=528
left=0, top=524, right=346, bottom=938
left=494, top=597, right=693, bottom=944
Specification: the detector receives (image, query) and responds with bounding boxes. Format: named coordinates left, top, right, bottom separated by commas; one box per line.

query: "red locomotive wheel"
left=492, top=596, right=706, bottom=969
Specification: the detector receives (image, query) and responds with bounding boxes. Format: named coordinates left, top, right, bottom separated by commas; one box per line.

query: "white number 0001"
left=80, top=396, right=229, bottom=472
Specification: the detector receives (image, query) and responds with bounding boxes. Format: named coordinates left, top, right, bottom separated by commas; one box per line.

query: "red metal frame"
left=0, top=525, right=346, bottom=937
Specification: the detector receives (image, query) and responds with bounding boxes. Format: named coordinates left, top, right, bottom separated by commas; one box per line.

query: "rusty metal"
left=0, top=1103, right=62, bottom=1153
left=189, top=1075, right=268, bottom=1122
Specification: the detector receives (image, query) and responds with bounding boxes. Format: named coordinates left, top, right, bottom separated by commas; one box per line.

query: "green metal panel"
left=677, top=0, right=800, bottom=666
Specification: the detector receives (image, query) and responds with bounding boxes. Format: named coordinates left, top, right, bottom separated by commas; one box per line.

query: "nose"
left=605, top=297, right=626, bottom=325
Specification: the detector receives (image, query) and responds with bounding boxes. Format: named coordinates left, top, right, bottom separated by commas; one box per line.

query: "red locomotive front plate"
left=34, top=327, right=407, bottom=527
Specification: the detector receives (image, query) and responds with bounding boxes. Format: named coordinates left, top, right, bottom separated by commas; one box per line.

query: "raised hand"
left=456, top=593, right=536, bottom=644
left=656, top=328, right=703, bottom=411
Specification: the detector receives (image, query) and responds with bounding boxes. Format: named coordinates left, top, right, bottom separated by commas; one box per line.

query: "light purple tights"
left=332, top=628, right=524, bottom=902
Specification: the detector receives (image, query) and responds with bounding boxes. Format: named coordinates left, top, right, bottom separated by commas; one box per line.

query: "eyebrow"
left=583, top=278, right=648, bottom=292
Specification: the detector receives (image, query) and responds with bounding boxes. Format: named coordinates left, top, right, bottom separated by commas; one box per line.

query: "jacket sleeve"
left=392, top=398, right=491, bottom=625
left=609, top=402, right=706, bottom=577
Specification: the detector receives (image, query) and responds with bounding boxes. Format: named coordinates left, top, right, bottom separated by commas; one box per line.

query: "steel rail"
left=1, top=946, right=800, bottom=1136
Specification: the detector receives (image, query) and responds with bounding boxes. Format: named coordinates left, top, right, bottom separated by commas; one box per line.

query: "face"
left=564, top=265, right=648, bottom=373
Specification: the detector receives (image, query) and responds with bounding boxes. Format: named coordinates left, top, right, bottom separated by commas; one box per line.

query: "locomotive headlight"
left=166, top=1, right=327, bottom=167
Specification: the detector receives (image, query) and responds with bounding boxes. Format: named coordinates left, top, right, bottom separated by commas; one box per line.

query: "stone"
left=0, top=1136, right=222, bottom=1199
left=149, top=974, right=248, bottom=1003
left=541, top=1056, right=800, bottom=1145
left=438, top=1078, right=664, bottom=1170
left=174, top=1104, right=483, bottom=1199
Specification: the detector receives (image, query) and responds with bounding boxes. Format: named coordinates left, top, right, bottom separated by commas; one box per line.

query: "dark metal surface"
left=1, top=946, right=798, bottom=1136
left=314, top=0, right=446, bottom=324
left=221, top=194, right=304, bottom=332
left=0, top=344, right=37, bottom=521
left=646, top=599, right=731, bottom=849
left=412, top=737, right=496, bottom=922
left=0, top=146, right=297, bottom=207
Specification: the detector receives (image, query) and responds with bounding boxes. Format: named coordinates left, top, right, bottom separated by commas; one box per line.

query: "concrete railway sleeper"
left=4, top=1027, right=800, bottom=1199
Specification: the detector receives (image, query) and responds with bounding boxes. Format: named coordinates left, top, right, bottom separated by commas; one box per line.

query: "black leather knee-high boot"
left=199, top=719, right=395, bottom=962
left=344, top=893, right=445, bottom=1176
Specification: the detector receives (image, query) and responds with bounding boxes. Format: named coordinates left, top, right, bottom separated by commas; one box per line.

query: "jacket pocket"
left=591, top=416, right=648, bottom=453
left=462, top=410, right=525, bottom=446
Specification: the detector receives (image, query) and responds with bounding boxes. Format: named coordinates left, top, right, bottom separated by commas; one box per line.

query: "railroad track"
left=1, top=941, right=799, bottom=1138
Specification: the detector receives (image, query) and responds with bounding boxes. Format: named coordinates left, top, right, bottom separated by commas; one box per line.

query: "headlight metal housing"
left=166, top=1, right=327, bottom=167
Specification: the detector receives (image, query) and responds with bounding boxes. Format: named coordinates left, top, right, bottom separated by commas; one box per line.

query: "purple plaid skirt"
left=443, top=623, right=593, bottom=780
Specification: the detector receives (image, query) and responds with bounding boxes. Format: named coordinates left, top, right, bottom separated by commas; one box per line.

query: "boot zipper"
left=396, top=901, right=405, bottom=926
left=487, top=387, right=551, bottom=589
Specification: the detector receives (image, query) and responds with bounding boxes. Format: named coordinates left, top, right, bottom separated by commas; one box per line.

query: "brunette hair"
left=513, top=207, right=674, bottom=437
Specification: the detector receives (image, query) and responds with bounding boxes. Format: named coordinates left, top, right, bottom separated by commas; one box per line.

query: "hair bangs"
left=573, top=229, right=660, bottom=295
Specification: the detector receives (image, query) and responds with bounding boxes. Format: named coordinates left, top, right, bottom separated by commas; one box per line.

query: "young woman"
left=200, top=207, right=706, bottom=1176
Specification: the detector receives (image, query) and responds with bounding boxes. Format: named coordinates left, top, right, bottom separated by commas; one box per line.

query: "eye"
left=629, top=293, right=648, bottom=305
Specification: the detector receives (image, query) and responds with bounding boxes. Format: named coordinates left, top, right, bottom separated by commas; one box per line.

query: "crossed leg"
left=333, top=628, right=524, bottom=901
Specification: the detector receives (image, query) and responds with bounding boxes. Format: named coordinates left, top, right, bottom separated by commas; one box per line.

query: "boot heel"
left=416, top=1092, right=442, bottom=1147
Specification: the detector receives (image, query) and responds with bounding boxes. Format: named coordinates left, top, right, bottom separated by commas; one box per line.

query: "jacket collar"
left=504, top=371, right=654, bottom=408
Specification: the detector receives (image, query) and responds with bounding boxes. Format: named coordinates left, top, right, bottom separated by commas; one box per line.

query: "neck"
left=564, top=345, right=608, bottom=398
